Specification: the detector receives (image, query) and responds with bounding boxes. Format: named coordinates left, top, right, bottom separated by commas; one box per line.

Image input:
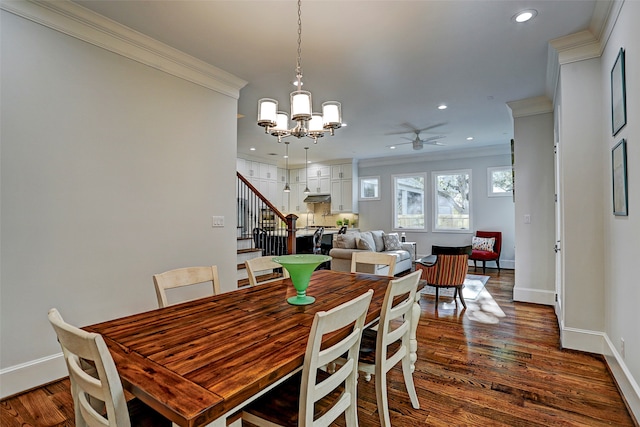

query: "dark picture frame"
left=612, top=139, right=628, bottom=216
left=611, top=48, right=627, bottom=136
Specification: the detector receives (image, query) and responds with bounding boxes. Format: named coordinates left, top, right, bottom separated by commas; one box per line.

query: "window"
left=488, top=166, right=513, bottom=197
left=359, top=176, right=380, bottom=200
left=393, top=174, right=426, bottom=230
left=432, top=170, right=471, bottom=231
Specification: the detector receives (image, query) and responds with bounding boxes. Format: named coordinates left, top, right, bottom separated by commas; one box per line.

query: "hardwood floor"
left=1, top=268, right=636, bottom=426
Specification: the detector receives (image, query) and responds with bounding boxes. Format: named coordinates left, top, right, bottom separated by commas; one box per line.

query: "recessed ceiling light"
left=513, top=9, right=537, bottom=23
left=389, top=146, right=396, bottom=150
left=250, top=147, right=256, bottom=151
left=283, top=154, right=288, bottom=159
left=438, top=104, right=447, bottom=110
left=466, top=137, right=474, bottom=141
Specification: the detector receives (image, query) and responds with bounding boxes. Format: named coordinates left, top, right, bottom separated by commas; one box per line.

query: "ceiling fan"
left=385, top=122, right=447, bottom=150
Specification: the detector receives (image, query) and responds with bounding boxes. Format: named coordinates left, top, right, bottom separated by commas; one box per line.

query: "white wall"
left=357, top=147, right=515, bottom=266
left=548, top=0, right=639, bottom=417
left=1, top=5, right=243, bottom=397
left=599, top=0, right=640, bottom=414
left=511, top=111, right=556, bottom=305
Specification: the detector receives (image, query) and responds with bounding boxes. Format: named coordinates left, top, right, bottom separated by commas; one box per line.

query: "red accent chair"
left=470, top=231, right=502, bottom=273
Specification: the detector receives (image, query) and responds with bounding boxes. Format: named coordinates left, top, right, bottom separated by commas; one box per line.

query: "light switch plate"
left=212, top=216, right=225, bottom=227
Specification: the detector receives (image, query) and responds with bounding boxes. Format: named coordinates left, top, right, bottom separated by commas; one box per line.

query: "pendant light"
left=283, top=142, right=291, bottom=193
left=303, top=147, right=311, bottom=194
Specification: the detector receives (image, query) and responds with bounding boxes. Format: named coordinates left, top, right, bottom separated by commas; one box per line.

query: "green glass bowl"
left=272, top=254, right=331, bottom=305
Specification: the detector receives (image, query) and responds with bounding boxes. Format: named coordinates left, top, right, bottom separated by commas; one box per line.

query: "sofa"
left=329, top=230, right=413, bottom=276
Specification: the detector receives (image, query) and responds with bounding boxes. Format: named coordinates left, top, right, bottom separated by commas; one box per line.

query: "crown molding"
left=0, top=0, right=247, bottom=98
left=507, top=96, right=553, bottom=118
left=545, top=1, right=623, bottom=105
left=549, top=30, right=601, bottom=65
left=358, top=144, right=510, bottom=168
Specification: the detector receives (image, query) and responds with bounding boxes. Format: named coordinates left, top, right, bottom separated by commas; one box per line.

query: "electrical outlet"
left=621, top=338, right=625, bottom=359
left=524, top=214, right=531, bottom=224
left=212, top=216, right=225, bottom=227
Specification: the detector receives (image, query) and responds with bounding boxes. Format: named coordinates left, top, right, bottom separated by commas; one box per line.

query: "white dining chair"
left=357, top=270, right=422, bottom=426
left=241, top=289, right=374, bottom=427
left=350, top=251, right=396, bottom=276
left=153, top=266, right=220, bottom=308
left=245, top=256, right=290, bottom=287
left=48, top=308, right=133, bottom=427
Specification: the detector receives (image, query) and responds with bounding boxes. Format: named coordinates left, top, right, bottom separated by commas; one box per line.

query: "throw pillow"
left=382, top=233, right=403, bottom=251
left=472, top=236, right=495, bottom=252
left=370, top=230, right=386, bottom=252
left=356, top=232, right=376, bottom=251
left=334, top=233, right=357, bottom=249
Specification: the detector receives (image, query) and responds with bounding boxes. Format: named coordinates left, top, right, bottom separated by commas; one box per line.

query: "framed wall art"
left=611, top=48, right=627, bottom=136
left=611, top=139, right=628, bottom=216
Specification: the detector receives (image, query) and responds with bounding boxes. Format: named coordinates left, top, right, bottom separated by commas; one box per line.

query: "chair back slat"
left=153, top=266, right=220, bottom=308
left=245, top=256, right=290, bottom=286
left=300, top=289, right=374, bottom=427
left=49, top=308, right=131, bottom=427
left=350, top=251, right=396, bottom=276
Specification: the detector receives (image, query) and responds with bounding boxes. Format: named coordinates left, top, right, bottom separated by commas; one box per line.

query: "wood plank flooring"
left=2, top=268, right=636, bottom=426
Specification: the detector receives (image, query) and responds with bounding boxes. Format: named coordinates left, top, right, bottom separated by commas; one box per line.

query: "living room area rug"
left=420, top=274, right=489, bottom=301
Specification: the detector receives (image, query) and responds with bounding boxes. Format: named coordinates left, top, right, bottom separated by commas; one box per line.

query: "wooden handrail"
left=237, top=172, right=287, bottom=223
left=237, top=172, right=297, bottom=254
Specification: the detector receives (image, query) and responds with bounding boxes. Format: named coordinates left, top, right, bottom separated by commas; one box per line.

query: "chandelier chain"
left=296, top=0, right=303, bottom=78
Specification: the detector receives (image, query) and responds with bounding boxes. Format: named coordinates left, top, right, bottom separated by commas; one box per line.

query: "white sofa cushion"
left=382, top=233, right=402, bottom=250
left=356, top=232, right=376, bottom=251
left=370, top=230, right=385, bottom=252
left=334, top=233, right=358, bottom=249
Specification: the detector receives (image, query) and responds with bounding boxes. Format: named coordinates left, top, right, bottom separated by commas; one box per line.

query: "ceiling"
left=73, top=0, right=597, bottom=168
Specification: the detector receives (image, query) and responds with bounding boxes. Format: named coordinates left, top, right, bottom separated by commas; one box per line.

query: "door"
left=554, top=106, right=564, bottom=327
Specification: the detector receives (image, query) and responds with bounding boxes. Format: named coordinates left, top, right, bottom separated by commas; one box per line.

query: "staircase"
left=236, top=172, right=298, bottom=287
left=236, top=233, right=262, bottom=287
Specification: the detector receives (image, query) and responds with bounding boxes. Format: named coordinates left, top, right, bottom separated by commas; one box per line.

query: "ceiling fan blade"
left=385, top=141, right=414, bottom=148
left=417, top=122, right=447, bottom=133
left=385, top=122, right=448, bottom=136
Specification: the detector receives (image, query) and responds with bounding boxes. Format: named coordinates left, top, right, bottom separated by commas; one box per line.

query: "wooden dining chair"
left=350, top=251, right=396, bottom=276
left=241, top=289, right=374, bottom=427
left=48, top=308, right=168, bottom=427
left=355, top=270, right=421, bottom=427
left=245, top=256, right=290, bottom=287
left=153, top=266, right=220, bottom=308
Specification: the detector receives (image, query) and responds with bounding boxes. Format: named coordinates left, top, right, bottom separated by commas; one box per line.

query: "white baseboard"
left=466, top=259, right=515, bottom=270
left=513, top=286, right=555, bottom=305
left=0, top=353, right=67, bottom=399
left=561, top=326, right=608, bottom=354
left=561, top=327, right=639, bottom=422
left=604, top=351, right=640, bottom=423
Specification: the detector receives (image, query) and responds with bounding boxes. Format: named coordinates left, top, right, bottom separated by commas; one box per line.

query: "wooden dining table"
left=85, top=269, right=422, bottom=427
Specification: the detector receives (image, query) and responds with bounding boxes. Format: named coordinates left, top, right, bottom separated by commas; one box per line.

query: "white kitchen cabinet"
left=331, top=179, right=353, bottom=213
left=331, top=163, right=353, bottom=180
left=260, top=163, right=277, bottom=180
left=308, top=164, right=330, bottom=179
left=289, top=168, right=306, bottom=184
left=289, top=183, right=309, bottom=213
left=307, top=175, right=331, bottom=194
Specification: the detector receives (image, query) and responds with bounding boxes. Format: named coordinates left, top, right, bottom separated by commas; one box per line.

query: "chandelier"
left=257, top=0, right=342, bottom=143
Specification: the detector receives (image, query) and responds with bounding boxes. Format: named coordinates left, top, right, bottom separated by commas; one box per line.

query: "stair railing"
left=237, top=172, right=297, bottom=255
